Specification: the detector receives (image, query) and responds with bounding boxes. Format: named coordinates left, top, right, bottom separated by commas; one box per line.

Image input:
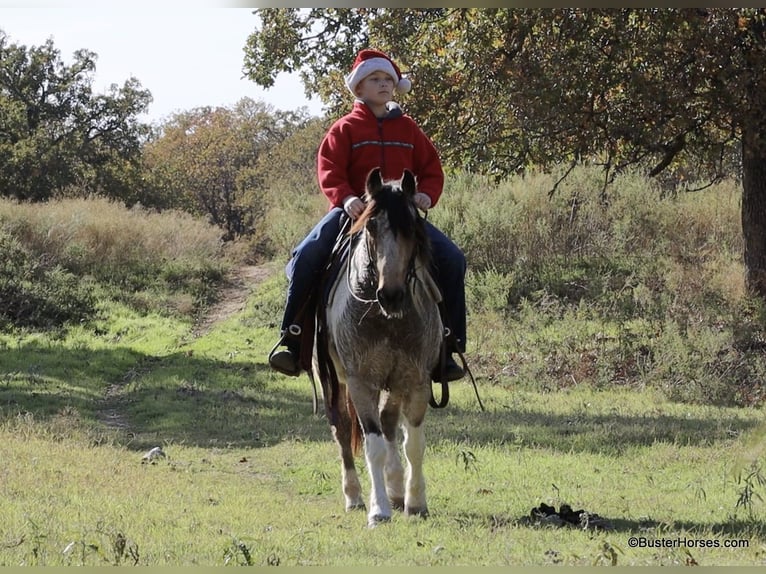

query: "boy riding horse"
left=268, top=49, right=467, bottom=383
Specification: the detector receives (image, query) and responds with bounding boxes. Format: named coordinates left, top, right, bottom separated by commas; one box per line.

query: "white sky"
left=0, top=0, right=324, bottom=124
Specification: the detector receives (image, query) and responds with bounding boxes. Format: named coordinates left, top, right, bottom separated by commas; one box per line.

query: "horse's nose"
left=376, top=286, right=406, bottom=315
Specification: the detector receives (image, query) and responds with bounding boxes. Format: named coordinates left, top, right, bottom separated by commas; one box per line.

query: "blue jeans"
left=281, top=207, right=467, bottom=352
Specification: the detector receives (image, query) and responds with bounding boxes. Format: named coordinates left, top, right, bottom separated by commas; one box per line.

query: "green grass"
left=2, top=272, right=766, bottom=566
left=1, top=385, right=764, bottom=566
left=3, top=169, right=766, bottom=565
left=0, top=196, right=227, bottom=327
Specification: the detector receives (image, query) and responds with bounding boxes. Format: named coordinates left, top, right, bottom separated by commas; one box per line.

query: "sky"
left=0, top=0, right=325, bottom=124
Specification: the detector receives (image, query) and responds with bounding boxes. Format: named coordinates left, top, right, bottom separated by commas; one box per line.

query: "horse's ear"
left=401, top=170, right=416, bottom=196
left=366, top=168, right=383, bottom=197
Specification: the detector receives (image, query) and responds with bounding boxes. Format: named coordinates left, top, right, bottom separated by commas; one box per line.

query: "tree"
left=243, top=8, right=766, bottom=298
left=0, top=32, right=152, bottom=201
left=143, top=98, right=311, bottom=240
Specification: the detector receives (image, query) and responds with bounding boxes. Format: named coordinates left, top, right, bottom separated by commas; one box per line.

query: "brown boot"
left=268, top=338, right=301, bottom=377
left=431, top=354, right=464, bottom=382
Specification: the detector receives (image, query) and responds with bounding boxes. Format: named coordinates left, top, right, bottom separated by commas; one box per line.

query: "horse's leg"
left=333, top=384, right=364, bottom=511
left=380, top=394, right=404, bottom=510
left=364, top=431, right=391, bottom=527
left=402, top=393, right=429, bottom=517
left=346, top=379, right=390, bottom=527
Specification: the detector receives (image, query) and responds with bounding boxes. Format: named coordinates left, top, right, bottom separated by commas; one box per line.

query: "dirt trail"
left=98, top=264, right=274, bottom=432
left=193, top=264, right=273, bottom=336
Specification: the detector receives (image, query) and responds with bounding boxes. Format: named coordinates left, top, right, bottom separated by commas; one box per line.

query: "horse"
left=312, top=167, right=444, bottom=528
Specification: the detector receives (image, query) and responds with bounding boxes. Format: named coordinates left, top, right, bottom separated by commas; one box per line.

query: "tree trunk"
left=741, top=122, right=766, bottom=299
left=741, top=12, right=766, bottom=300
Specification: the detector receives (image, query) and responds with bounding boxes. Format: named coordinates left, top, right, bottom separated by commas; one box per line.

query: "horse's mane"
left=349, top=185, right=431, bottom=265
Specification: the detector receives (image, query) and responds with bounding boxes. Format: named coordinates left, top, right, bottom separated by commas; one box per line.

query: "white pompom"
left=397, top=77, right=412, bottom=94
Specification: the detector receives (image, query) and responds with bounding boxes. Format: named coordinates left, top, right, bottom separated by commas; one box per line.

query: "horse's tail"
left=347, top=394, right=363, bottom=457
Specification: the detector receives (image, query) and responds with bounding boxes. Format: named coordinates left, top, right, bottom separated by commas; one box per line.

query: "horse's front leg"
left=402, top=393, right=429, bottom=517
left=381, top=394, right=404, bottom=511
left=364, top=431, right=391, bottom=527
left=347, top=380, right=390, bottom=527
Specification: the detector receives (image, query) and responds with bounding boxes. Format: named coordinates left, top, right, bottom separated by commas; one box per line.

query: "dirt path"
left=98, top=264, right=274, bottom=432
left=193, top=264, right=273, bottom=336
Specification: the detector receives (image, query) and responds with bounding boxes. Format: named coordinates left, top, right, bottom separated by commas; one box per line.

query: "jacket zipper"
left=377, top=118, right=386, bottom=175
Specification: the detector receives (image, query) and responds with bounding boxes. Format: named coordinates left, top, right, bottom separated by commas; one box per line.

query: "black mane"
left=350, top=181, right=431, bottom=265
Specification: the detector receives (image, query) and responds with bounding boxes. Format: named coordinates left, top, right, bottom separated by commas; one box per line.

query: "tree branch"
left=648, top=133, right=686, bottom=177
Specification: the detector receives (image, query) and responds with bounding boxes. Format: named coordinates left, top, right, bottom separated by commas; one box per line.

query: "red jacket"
left=317, top=101, right=444, bottom=209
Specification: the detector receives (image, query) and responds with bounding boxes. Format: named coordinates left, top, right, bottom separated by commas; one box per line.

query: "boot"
left=268, top=330, right=301, bottom=377
left=431, top=353, right=465, bottom=382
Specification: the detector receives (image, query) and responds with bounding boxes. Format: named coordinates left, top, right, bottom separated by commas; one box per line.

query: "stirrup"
left=268, top=325, right=302, bottom=376
left=439, top=355, right=465, bottom=382
left=269, top=348, right=301, bottom=377
left=268, top=325, right=301, bottom=350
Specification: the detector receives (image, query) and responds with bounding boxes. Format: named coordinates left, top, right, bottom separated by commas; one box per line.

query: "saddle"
left=295, top=218, right=353, bottom=419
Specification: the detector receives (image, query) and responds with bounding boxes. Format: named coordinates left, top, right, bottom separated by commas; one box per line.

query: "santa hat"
left=345, top=49, right=412, bottom=96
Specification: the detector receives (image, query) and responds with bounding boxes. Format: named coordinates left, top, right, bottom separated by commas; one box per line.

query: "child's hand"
left=343, top=197, right=366, bottom=219
left=414, top=192, right=432, bottom=212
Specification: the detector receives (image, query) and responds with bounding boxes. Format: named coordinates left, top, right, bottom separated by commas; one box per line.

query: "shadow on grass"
left=0, top=340, right=328, bottom=450
left=1, top=342, right=143, bottom=420
left=119, top=353, right=329, bottom=451
left=1, top=340, right=760, bottom=455
left=427, top=402, right=760, bottom=455
left=448, top=510, right=766, bottom=542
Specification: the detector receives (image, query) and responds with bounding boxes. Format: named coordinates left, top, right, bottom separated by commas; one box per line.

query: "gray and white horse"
left=313, top=168, right=443, bottom=527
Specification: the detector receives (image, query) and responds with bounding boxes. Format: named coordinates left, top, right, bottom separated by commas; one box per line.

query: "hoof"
left=367, top=514, right=391, bottom=528
left=390, top=497, right=405, bottom=511
left=405, top=506, right=429, bottom=518
left=346, top=502, right=366, bottom=512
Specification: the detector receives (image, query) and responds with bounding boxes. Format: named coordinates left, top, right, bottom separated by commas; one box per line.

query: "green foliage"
left=0, top=229, right=96, bottom=329
left=143, top=98, right=313, bottom=243
left=243, top=8, right=766, bottom=298
left=734, top=461, right=766, bottom=521
left=244, top=9, right=756, bottom=183
left=1, top=184, right=765, bottom=563
left=0, top=196, right=226, bottom=324
left=2, top=164, right=760, bottom=407
left=427, top=167, right=761, bottom=406
left=244, top=8, right=368, bottom=107
left=0, top=32, right=152, bottom=202
left=246, top=117, right=328, bottom=260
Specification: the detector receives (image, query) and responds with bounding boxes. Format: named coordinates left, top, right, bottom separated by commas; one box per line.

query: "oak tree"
left=0, top=32, right=152, bottom=201
left=243, top=8, right=766, bottom=297
left=143, top=98, right=311, bottom=240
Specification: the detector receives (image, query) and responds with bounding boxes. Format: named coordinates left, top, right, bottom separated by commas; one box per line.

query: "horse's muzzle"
left=376, top=286, right=406, bottom=317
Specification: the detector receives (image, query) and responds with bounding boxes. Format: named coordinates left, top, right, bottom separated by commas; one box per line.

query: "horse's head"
left=350, top=168, right=429, bottom=318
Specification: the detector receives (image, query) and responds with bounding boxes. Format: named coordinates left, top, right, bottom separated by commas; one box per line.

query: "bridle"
left=345, top=215, right=421, bottom=309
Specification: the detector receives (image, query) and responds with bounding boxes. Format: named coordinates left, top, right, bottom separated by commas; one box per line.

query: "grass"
left=430, top=168, right=766, bottom=408
left=1, top=385, right=764, bottom=566
left=2, top=271, right=766, bottom=566
left=0, top=196, right=227, bottom=325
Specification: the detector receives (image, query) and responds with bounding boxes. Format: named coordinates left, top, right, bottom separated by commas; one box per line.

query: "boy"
left=269, top=49, right=466, bottom=382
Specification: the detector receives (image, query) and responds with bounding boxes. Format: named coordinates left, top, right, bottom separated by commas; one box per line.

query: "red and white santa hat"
left=345, top=49, right=412, bottom=96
